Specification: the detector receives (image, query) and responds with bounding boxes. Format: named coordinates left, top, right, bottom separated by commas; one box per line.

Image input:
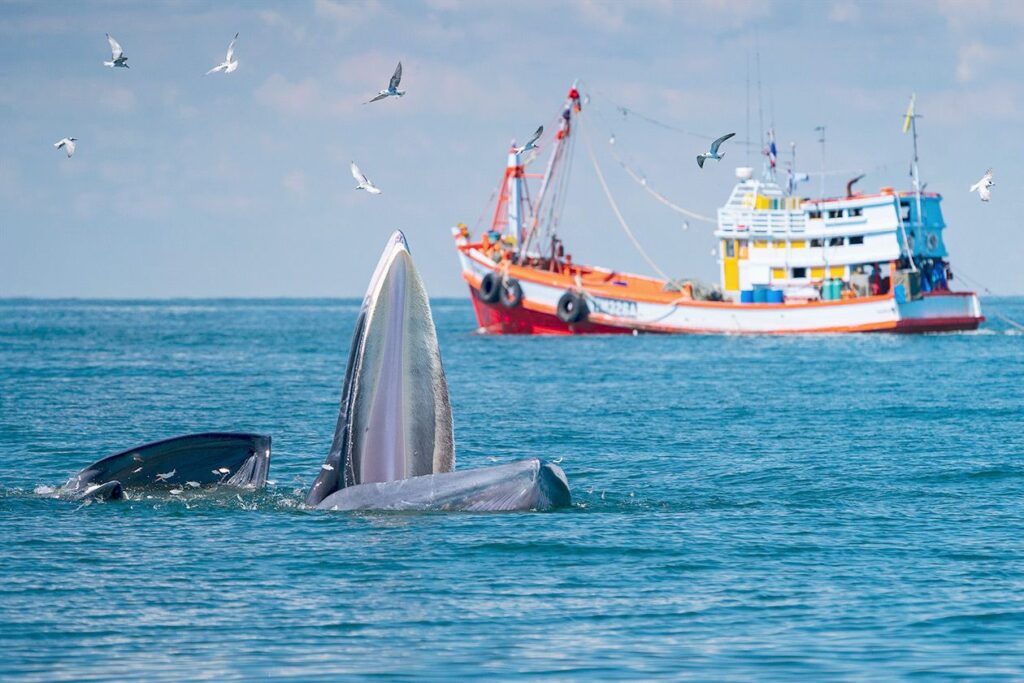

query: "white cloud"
left=955, top=42, right=995, bottom=83
left=282, top=170, right=308, bottom=200
left=828, top=1, right=860, bottom=23
left=314, top=0, right=381, bottom=33
left=257, top=9, right=307, bottom=42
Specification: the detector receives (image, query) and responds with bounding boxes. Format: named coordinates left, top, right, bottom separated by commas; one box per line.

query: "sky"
left=1, top=0, right=1022, bottom=298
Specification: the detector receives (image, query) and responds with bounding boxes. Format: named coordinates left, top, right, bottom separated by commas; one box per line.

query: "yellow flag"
left=902, top=93, right=915, bottom=134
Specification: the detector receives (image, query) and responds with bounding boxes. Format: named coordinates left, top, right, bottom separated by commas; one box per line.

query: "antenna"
left=745, top=52, right=750, bottom=166
left=814, top=125, right=826, bottom=197
left=755, top=33, right=764, bottom=152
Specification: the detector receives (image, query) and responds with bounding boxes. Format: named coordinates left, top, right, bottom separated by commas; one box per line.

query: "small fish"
left=185, top=481, right=200, bottom=488
left=266, top=480, right=276, bottom=486
left=321, top=464, right=334, bottom=471
left=169, top=488, right=183, bottom=495
left=132, top=454, right=143, bottom=462
left=155, top=469, right=176, bottom=482
left=217, top=467, right=230, bottom=475
left=132, top=467, right=143, bottom=474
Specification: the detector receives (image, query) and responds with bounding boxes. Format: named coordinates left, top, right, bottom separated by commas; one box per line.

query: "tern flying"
left=514, top=126, right=543, bottom=154
left=205, top=33, right=239, bottom=75
left=53, top=137, right=77, bottom=158
left=351, top=162, right=381, bottom=194
left=969, top=169, right=993, bottom=202
left=696, top=132, right=735, bottom=168
left=366, top=62, right=405, bottom=103
left=104, top=34, right=129, bottom=68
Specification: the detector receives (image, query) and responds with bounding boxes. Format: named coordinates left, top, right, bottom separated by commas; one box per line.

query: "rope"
left=936, top=268, right=1024, bottom=332
left=607, top=147, right=716, bottom=224
left=579, top=114, right=672, bottom=282
left=583, top=100, right=717, bottom=225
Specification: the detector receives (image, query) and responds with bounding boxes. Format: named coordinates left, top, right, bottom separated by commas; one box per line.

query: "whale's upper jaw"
left=305, top=230, right=454, bottom=506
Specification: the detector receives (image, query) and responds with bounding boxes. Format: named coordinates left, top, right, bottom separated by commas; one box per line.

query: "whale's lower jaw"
left=316, top=458, right=571, bottom=512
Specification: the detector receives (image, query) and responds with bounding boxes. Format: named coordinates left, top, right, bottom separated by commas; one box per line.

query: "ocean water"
left=1, top=297, right=1023, bottom=680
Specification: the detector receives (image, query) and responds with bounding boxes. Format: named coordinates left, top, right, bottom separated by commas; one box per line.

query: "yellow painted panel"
left=754, top=195, right=771, bottom=210
left=830, top=266, right=845, bottom=278
left=810, top=267, right=826, bottom=279
left=753, top=240, right=768, bottom=248
left=772, top=268, right=787, bottom=279
left=723, top=240, right=739, bottom=291
left=790, top=240, right=807, bottom=248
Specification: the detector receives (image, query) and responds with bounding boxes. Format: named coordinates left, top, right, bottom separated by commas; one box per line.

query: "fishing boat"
left=451, top=86, right=984, bottom=334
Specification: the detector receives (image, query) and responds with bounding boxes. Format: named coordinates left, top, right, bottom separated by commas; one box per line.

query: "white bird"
left=104, top=34, right=129, bottom=68
left=205, top=33, right=239, bottom=75
left=514, top=126, right=543, bottom=154
left=155, top=469, right=176, bottom=482
left=696, top=132, right=736, bottom=168
left=969, top=169, right=994, bottom=202
left=53, top=137, right=77, bottom=158
left=366, top=62, right=405, bottom=103
left=351, top=162, right=381, bottom=194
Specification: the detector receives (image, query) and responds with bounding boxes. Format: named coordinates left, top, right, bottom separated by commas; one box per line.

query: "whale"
left=61, top=432, right=271, bottom=500
left=306, top=231, right=571, bottom=512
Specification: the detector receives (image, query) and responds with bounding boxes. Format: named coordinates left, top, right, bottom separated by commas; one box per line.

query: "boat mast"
left=518, top=83, right=582, bottom=259
left=909, top=101, right=924, bottom=249
left=814, top=125, right=826, bottom=197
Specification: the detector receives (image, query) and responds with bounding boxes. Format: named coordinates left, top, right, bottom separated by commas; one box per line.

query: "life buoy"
left=477, top=272, right=501, bottom=303
left=500, top=278, right=523, bottom=308
left=556, top=291, right=589, bottom=324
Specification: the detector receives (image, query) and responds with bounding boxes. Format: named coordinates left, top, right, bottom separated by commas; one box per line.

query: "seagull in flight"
left=351, top=162, right=381, bottom=194
left=104, top=34, right=129, bottom=68
left=366, top=62, right=405, bottom=103
left=514, top=126, right=543, bottom=154
left=205, top=32, right=239, bottom=75
left=53, top=137, right=77, bottom=158
left=696, top=132, right=735, bottom=168
left=969, top=169, right=993, bottom=202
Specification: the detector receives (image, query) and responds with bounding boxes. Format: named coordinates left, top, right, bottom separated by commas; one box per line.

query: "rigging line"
left=579, top=113, right=673, bottom=282
left=609, top=149, right=716, bottom=224
left=586, top=102, right=716, bottom=224
left=951, top=269, right=1024, bottom=331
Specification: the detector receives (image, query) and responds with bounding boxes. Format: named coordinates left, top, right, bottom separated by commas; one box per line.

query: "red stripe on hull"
left=467, top=287, right=983, bottom=336
left=468, top=287, right=632, bottom=335
left=889, top=317, right=983, bottom=334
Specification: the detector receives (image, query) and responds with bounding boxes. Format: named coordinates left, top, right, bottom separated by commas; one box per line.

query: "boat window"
left=829, top=237, right=843, bottom=246
left=792, top=267, right=807, bottom=278
left=827, top=209, right=843, bottom=219
left=848, top=207, right=863, bottom=217
left=849, top=235, right=864, bottom=245
left=725, top=240, right=735, bottom=257
left=810, top=239, right=823, bottom=247
left=900, top=201, right=911, bottom=222
left=808, top=210, right=822, bottom=219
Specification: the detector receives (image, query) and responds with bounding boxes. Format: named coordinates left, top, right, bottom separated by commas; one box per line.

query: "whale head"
left=306, top=231, right=454, bottom=506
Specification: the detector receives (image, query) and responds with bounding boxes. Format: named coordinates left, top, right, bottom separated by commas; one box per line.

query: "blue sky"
left=1, top=0, right=1021, bottom=297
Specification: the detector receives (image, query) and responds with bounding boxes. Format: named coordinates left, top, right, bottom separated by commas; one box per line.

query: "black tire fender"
left=500, top=278, right=523, bottom=308
left=477, top=272, right=501, bottom=304
left=556, top=291, right=589, bottom=324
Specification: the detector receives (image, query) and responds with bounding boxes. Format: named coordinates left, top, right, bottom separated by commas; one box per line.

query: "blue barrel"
left=753, top=288, right=767, bottom=304
left=894, top=284, right=906, bottom=303
left=740, top=290, right=754, bottom=303
left=767, top=289, right=784, bottom=304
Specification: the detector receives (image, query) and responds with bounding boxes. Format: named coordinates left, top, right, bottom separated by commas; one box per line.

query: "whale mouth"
left=305, top=231, right=454, bottom=506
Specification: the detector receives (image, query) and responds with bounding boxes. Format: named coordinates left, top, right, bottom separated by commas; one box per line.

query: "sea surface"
left=1, top=297, right=1023, bottom=680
